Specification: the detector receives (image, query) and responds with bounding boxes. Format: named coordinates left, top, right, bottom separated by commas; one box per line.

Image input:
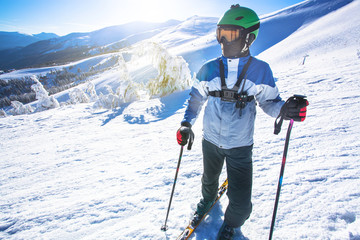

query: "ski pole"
left=161, top=145, right=184, bottom=231
left=269, top=119, right=294, bottom=240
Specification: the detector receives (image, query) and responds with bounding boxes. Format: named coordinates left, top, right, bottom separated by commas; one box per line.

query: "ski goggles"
left=216, top=26, right=245, bottom=43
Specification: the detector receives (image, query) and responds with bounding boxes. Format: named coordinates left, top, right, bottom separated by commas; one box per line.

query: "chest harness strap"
left=209, top=57, right=254, bottom=109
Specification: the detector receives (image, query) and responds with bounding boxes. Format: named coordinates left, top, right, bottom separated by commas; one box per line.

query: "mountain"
left=153, top=0, right=354, bottom=72
left=258, top=0, right=360, bottom=68
left=0, top=0, right=355, bottom=108
left=33, top=32, right=59, bottom=40
left=0, top=31, right=58, bottom=51
left=1, top=0, right=360, bottom=239
left=0, top=0, right=352, bottom=72
left=251, top=0, right=354, bottom=55
left=0, top=20, right=180, bottom=71
left=150, top=15, right=220, bottom=73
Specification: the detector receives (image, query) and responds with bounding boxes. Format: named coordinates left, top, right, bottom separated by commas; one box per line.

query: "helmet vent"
left=235, top=16, right=244, bottom=21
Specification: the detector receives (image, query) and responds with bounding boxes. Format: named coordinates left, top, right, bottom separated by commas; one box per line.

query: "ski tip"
left=161, top=225, right=168, bottom=232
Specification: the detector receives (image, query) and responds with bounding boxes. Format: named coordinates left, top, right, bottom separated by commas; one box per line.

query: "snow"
left=1, top=0, right=360, bottom=239
left=31, top=76, right=60, bottom=111
left=8, top=100, right=34, bottom=115
left=258, top=0, right=360, bottom=68
left=0, top=53, right=122, bottom=81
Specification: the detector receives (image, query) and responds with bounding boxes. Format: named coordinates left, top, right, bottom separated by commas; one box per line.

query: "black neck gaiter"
left=221, top=38, right=249, bottom=58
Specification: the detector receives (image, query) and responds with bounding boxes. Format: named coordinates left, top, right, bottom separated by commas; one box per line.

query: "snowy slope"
left=0, top=53, right=122, bottom=81
left=1, top=0, right=360, bottom=240
left=0, top=41, right=192, bottom=110
left=258, top=0, right=360, bottom=68
left=149, top=0, right=354, bottom=73
left=250, top=0, right=354, bottom=55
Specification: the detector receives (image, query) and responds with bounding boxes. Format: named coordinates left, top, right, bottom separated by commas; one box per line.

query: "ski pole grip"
left=293, top=94, right=307, bottom=100
left=274, top=94, right=307, bottom=134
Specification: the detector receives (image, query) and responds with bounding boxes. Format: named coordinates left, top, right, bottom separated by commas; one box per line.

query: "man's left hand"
left=281, top=96, right=309, bottom=122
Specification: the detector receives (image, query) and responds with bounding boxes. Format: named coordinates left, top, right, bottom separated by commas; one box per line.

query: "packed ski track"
left=1, top=0, right=360, bottom=239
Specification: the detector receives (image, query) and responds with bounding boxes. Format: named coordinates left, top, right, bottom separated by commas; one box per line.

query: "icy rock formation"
left=133, top=41, right=192, bottom=97
left=93, top=42, right=192, bottom=109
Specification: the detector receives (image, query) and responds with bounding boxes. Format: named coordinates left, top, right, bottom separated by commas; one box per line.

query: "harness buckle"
left=221, top=90, right=238, bottom=103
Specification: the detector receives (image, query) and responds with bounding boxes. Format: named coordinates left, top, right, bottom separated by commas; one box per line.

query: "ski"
left=176, top=179, right=228, bottom=240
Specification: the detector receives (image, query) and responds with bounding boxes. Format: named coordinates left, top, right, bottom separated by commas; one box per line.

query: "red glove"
left=176, top=122, right=194, bottom=150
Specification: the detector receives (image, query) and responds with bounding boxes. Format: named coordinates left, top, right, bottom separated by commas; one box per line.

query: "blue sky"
left=0, top=0, right=305, bottom=36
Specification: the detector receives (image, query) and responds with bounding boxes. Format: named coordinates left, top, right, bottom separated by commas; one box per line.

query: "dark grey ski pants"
left=201, top=139, right=253, bottom=228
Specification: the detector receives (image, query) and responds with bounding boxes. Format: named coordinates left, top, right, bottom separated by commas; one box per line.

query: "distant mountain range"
left=0, top=32, right=59, bottom=51
left=0, top=20, right=181, bottom=71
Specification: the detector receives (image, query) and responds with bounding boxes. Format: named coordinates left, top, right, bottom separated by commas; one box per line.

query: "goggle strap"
left=243, top=22, right=260, bottom=35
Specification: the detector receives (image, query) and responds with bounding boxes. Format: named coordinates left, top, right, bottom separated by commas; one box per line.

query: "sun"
left=110, top=0, right=178, bottom=26
left=134, top=0, right=173, bottom=23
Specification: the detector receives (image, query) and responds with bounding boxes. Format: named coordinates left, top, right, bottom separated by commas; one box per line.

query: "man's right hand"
left=176, top=122, right=194, bottom=150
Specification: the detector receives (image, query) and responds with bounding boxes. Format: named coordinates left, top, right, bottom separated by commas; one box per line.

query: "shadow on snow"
left=98, top=90, right=190, bottom=126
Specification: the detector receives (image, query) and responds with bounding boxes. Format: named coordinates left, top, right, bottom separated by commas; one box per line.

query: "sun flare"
left=130, top=0, right=172, bottom=23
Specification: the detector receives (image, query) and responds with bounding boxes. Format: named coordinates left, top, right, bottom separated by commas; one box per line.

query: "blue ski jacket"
left=182, top=55, right=284, bottom=149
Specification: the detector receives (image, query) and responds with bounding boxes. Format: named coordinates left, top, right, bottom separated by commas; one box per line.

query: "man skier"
left=176, top=4, right=308, bottom=240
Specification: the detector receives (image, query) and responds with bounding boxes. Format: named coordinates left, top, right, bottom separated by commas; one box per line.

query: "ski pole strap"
left=187, top=130, right=194, bottom=150
left=274, top=114, right=284, bottom=135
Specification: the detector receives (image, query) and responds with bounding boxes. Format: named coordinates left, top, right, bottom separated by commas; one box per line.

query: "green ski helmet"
left=217, top=4, right=260, bottom=43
